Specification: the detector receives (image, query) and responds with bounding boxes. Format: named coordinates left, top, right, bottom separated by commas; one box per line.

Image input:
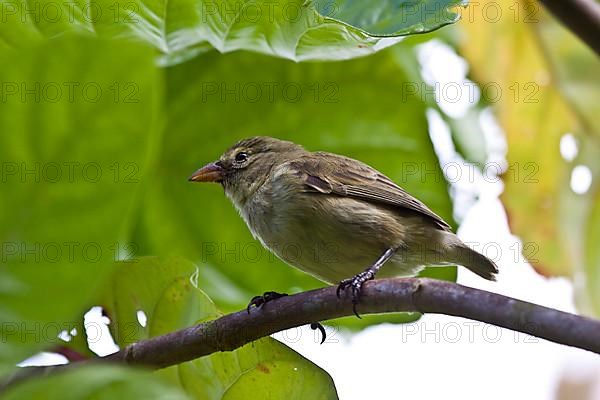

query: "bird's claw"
left=336, top=270, right=376, bottom=318
left=246, top=291, right=288, bottom=314
left=310, top=322, right=327, bottom=345
left=247, top=292, right=326, bottom=345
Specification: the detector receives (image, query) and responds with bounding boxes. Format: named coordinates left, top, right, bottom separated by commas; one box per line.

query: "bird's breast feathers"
left=238, top=164, right=437, bottom=282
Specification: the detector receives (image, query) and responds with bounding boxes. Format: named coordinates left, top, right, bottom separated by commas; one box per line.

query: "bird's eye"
left=234, top=152, right=248, bottom=163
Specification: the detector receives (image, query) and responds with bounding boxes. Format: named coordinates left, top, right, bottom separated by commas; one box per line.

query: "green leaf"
left=0, top=36, right=160, bottom=374
left=445, top=107, right=489, bottom=168
left=102, top=257, right=216, bottom=345
left=314, top=0, right=466, bottom=36
left=189, top=340, right=338, bottom=400
left=0, top=0, right=467, bottom=64
left=2, top=365, right=189, bottom=400
left=536, top=13, right=600, bottom=135
left=101, top=257, right=338, bottom=399
left=585, top=182, right=600, bottom=314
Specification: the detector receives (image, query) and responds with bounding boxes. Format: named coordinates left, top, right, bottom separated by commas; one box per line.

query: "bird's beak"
left=188, top=162, right=225, bottom=183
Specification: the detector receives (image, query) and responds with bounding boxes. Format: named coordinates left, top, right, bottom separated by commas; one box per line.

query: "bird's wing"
left=284, top=152, right=452, bottom=231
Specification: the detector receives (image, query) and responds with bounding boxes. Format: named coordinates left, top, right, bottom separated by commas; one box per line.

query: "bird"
left=189, top=136, right=498, bottom=316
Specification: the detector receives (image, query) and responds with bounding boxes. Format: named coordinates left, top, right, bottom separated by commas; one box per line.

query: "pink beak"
left=188, top=162, right=224, bottom=183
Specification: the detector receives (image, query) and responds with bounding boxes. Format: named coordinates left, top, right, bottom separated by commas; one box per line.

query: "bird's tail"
left=448, top=242, right=499, bottom=281
left=454, top=245, right=498, bottom=281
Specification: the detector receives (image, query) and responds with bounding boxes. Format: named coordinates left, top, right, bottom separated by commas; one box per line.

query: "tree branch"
left=538, top=0, right=600, bottom=55
left=3, top=278, right=600, bottom=390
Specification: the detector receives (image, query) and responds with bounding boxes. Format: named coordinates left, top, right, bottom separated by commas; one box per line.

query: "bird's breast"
left=239, top=181, right=424, bottom=283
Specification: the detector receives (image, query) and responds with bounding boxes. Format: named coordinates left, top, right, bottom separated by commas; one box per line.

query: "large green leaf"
left=2, top=365, right=189, bottom=400
left=101, top=257, right=213, bottom=345
left=183, top=339, right=337, bottom=400
left=0, top=36, right=160, bottom=374
left=0, top=0, right=466, bottom=64
left=101, top=257, right=338, bottom=399
left=132, top=47, right=456, bottom=328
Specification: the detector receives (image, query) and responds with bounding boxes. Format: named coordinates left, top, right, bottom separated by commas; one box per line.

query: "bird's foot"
left=246, top=291, right=288, bottom=314
left=310, top=322, right=327, bottom=345
left=246, top=292, right=327, bottom=344
left=336, top=269, right=376, bottom=318
left=246, top=292, right=326, bottom=344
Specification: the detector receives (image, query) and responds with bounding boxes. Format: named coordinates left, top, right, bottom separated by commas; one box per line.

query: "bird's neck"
left=224, top=169, right=271, bottom=210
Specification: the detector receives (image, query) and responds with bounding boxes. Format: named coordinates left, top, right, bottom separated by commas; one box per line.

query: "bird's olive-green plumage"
left=190, top=136, right=498, bottom=284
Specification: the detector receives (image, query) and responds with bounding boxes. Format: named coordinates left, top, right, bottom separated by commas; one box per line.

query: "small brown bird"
left=189, top=136, right=497, bottom=313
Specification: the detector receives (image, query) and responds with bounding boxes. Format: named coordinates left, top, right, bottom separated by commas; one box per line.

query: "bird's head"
left=189, top=136, right=304, bottom=206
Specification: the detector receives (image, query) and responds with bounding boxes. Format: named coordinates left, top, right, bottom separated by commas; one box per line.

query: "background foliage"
left=1, top=0, right=598, bottom=397
left=459, top=0, right=600, bottom=314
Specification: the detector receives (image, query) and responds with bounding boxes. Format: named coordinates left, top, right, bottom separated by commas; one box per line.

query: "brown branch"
left=537, top=0, right=600, bottom=55
left=3, top=278, right=600, bottom=390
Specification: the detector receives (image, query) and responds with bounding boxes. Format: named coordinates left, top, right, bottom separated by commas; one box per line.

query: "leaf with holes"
left=100, top=257, right=338, bottom=399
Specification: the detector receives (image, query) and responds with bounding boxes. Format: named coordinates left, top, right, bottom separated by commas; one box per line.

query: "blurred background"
left=2, top=0, right=599, bottom=398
